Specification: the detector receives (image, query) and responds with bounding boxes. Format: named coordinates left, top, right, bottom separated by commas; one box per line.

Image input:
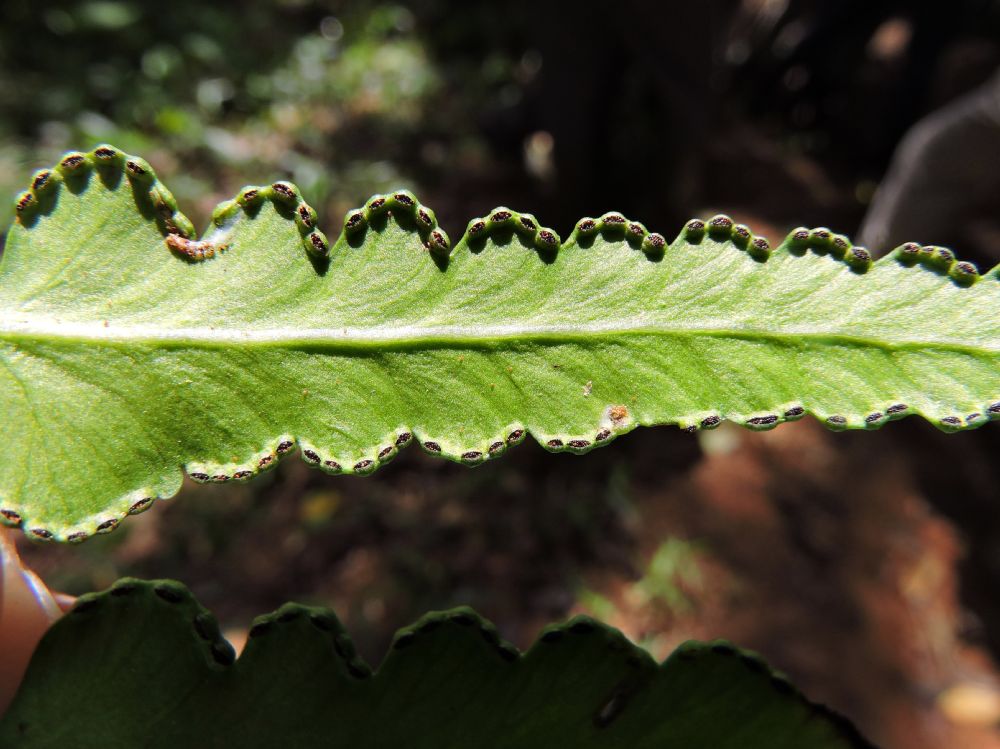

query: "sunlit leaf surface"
left=2, top=146, right=998, bottom=540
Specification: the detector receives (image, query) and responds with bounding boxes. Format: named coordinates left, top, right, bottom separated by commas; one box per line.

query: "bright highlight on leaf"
left=0, top=578, right=873, bottom=748
left=1, top=146, right=998, bottom=541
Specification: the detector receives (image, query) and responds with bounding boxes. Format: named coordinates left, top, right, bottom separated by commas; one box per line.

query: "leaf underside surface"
left=1, top=146, right=998, bottom=541
left=0, top=578, right=872, bottom=749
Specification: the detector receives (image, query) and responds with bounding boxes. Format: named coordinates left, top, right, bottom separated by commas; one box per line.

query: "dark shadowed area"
left=4, top=1, right=1000, bottom=746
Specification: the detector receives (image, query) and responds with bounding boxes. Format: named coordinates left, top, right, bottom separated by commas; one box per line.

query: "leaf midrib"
left=0, top=317, right=997, bottom=356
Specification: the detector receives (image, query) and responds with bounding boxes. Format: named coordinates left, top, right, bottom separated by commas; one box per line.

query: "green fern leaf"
left=0, top=578, right=873, bottom=748
left=2, top=146, right=997, bottom=540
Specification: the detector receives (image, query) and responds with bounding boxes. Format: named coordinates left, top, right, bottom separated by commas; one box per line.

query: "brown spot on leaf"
left=165, top=234, right=216, bottom=261
left=709, top=215, right=733, bottom=232
left=428, top=230, right=449, bottom=253
left=309, top=233, right=328, bottom=254
left=537, top=230, right=559, bottom=246
left=31, top=171, right=52, bottom=191
left=60, top=154, right=86, bottom=170
left=128, top=498, right=154, bottom=515
left=644, top=233, right=666, bottom=250
left=271, top=182, right=296, bottom=201
left=0, top=509, right=22, bottom=524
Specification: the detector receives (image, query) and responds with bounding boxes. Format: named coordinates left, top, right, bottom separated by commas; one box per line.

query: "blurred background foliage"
left=5, top=1, right=1000, bottom=746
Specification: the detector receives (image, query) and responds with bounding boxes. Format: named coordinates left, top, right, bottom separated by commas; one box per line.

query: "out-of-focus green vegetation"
left=0, top=1, right=533, bottom=231
left=580, top=538, right=706, bottom=627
